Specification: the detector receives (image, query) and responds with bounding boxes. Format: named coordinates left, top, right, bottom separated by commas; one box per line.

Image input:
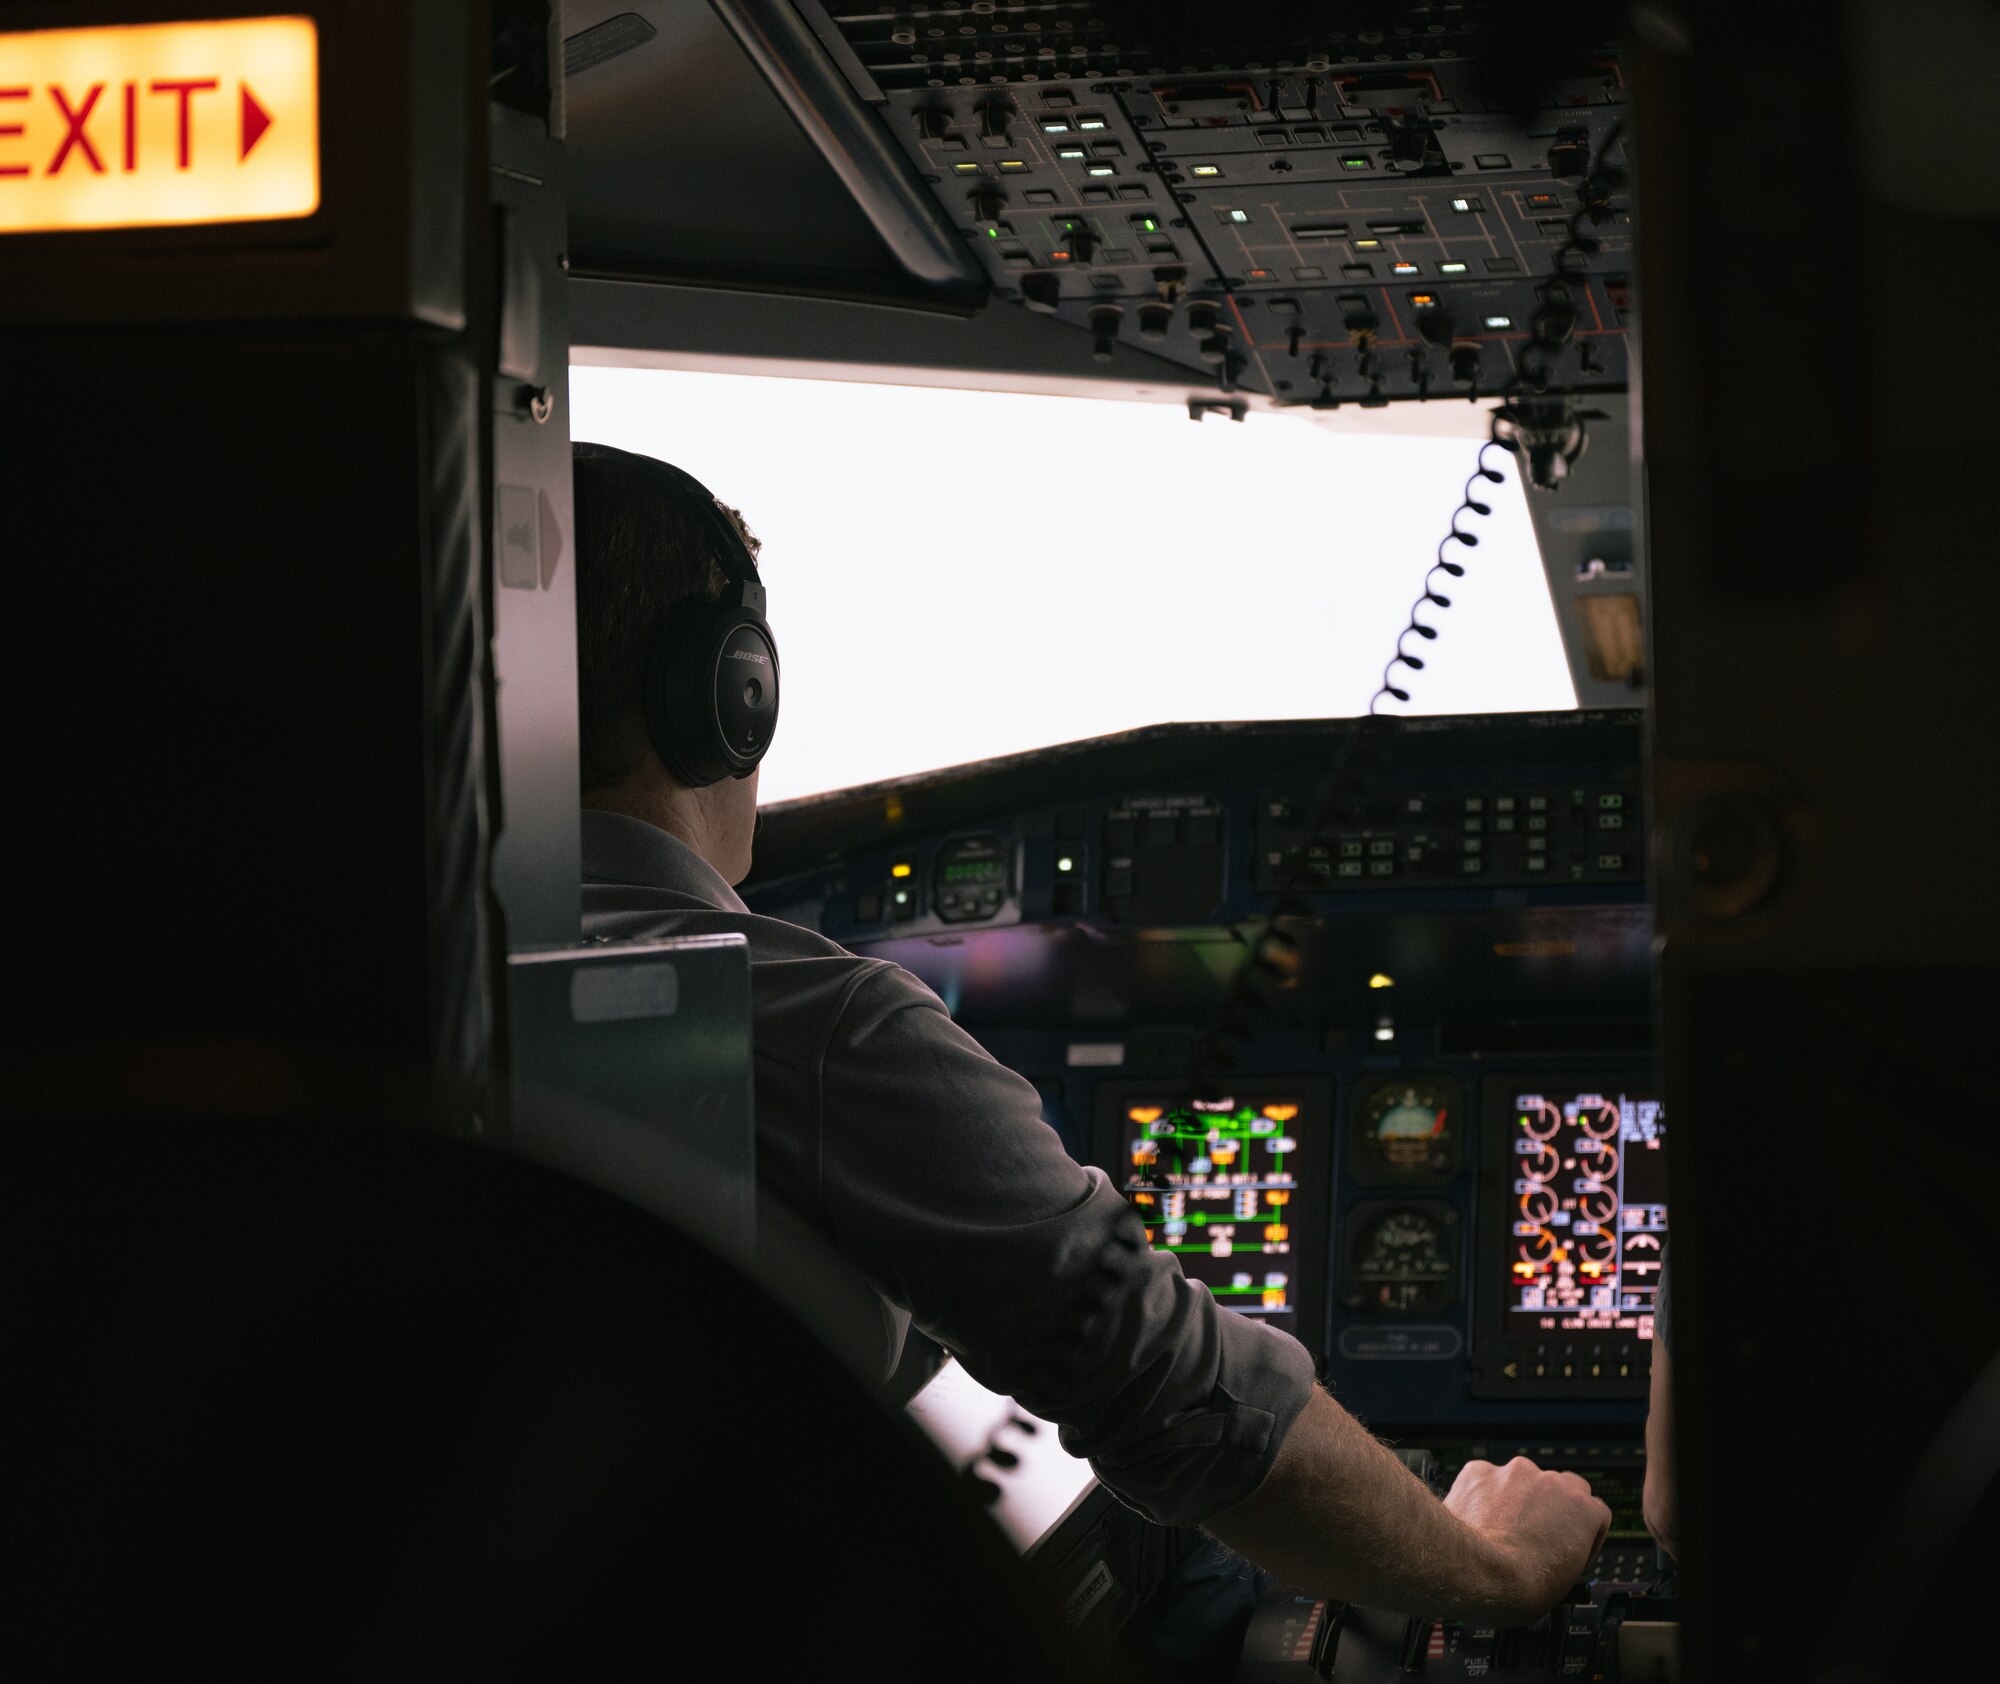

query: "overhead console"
left=773, top=1, right=1630, bottom=410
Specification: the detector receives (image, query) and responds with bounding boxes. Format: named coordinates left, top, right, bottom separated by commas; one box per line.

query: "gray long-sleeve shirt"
left=580, top=809, right=1315, bottom=1527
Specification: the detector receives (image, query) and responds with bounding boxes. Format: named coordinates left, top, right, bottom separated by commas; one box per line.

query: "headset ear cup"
left=643, top=596, right=779, bottom=790
left=644, top=607, right=722, bottom=789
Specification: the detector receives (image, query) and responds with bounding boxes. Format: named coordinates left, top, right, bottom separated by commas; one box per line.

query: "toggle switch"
left=1089, top=302, right=1125, bottom=361
left=1020, top=271, right=1061, bottom=313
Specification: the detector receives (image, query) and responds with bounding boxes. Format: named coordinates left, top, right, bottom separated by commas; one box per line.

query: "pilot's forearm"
left=1204, top=1386, right=1603, bottom=1625
left=1643, top=1344, right=1677, bottom=1559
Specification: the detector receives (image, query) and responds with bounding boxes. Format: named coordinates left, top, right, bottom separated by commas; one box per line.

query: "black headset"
left=575, top=444, right=780, bottom=789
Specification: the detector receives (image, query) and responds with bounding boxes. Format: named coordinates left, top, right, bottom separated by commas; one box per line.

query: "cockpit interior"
left=15, top=3, right=1998, bottom=1681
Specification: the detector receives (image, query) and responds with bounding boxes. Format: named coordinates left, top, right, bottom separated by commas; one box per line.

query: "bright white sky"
left=569, top=367, right=1576, bottom=805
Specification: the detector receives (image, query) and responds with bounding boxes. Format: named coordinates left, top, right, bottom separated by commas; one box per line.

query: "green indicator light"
left=1341, top=155, right=1370, bottom=171
left=986, top=227, right=1000, bottom=237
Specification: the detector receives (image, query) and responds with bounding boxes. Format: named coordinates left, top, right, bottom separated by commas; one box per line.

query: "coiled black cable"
left=1370, top=446, right=1510, bottom=714
left=1373, top=120, right=1627, bottom=716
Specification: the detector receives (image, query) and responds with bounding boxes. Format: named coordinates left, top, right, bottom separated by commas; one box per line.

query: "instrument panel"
left=744, top=712, right=1659, bottom=1428
left=1090, top=1070, right=1667, bottom=1407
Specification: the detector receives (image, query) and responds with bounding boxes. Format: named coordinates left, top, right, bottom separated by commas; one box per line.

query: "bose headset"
left=575, top=443, right=780, bottom=789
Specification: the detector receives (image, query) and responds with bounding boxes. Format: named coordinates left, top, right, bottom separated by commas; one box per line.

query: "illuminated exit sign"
left=0, top=15, right=318, bottom=234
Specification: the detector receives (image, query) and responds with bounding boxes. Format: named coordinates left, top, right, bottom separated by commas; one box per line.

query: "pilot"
left=569, top=442, right=1611, bottom=1624
left=1644, top=1254, right=1678, bottom=1560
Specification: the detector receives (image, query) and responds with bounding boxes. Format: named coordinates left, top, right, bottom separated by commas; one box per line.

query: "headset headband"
left=572, top=442, right=763, bottom=597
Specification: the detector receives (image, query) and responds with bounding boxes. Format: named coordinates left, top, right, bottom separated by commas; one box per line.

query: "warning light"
left=953, top=161, right=982, bottom=173
left=1368, top=972, right=1395, bottom=989
left=890, top=862, right=913, bottom=878
left=1128, top=1106, right=1163, bottom=1124
left=1264, top=1224, right=1290, bottom=1243
left=0, top=15, right=319, bottom=235
left=1190, top=164, right=1221, bottom=178
left=1266, top=1190, right=1291, bottom=1206
left=1261, top=1103, right=1299, bottom=1122
left=1409, top=293, right=1438, bottom=308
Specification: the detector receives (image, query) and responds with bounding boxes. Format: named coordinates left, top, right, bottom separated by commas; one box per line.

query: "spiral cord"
left=1370, top=444, right=1512, bottom=714
left=1373, top=121, right=1628, bottom=717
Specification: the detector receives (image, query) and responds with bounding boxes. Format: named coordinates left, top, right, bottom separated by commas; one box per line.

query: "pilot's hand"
left=1442, top=1456, right=1612, bottom=1624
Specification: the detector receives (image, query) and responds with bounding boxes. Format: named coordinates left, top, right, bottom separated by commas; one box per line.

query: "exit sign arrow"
left=239, top=83, right=271, bottom=161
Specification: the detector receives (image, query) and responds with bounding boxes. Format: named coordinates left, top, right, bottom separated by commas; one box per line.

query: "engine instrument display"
left=1498, top=1085, right=1667, bottom=1339
left=1349, top=1074, right=1463, bottom=1186
left=1101, top=1082, right=1331, bottom=1352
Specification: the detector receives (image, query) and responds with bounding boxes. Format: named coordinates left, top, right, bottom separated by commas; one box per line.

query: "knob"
left=1449, top=343, right=1482, bottom=385
left=915, top=107, right=950, bottom=140
left=1089, top=302, right=1124, bottom=362
left=1186, top=298, right=1222, bottom=335
left=1136, top=299, right=1174, bottom=340
left=1198, top=328, right=1232, bottom=365
left=970, top=187, right=1006, bottom=223
left=979, top=100, right=1013, bottom=142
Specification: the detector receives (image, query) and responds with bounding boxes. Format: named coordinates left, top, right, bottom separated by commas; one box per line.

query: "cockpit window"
left=570, top=367, right=1575, bottom=804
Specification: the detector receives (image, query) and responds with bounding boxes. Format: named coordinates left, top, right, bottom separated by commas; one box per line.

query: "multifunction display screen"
left=1500, top=1086, right=1667, bottom=1340
left=1117, top=1095, right=1312, bottom=1343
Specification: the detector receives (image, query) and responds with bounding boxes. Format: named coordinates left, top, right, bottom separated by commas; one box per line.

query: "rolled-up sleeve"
left=815, top=966, right=1316, bottom=1527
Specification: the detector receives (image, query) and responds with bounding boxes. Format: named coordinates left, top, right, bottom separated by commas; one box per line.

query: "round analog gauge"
left=1577, top=1187, right=1617, bottom=1226
left=1574, top=1140, right=1620, bottom=1185
left=1519, top=1099, right=1563, bottom=1141
left=1517, top=1226, right=1558, bottom=1270
left=1576, top=1097, right=1620, bottom=1140
left=1350, top=1205, right=1458, bottom=1315
left=1352, top=1076, right=1462, bottom=1185
left=1577, top=1229, right=1618, bottom=1271
left=1521, top=1142, right=1562, bottom=1184
left=1520, top=1185, right=1557, bottom=1224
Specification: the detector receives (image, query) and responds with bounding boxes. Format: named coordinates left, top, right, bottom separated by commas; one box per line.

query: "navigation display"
left=1498, top=1084, right=1667, bottom=1339
left=1101, top=1083, right=1331, bottom=1353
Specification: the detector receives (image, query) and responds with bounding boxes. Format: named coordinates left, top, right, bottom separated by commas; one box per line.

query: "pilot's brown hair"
left=571, top=443, right=759, bottom=793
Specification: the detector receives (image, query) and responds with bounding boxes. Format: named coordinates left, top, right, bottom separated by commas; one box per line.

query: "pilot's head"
left=572, top=442, right=777, bottom=885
